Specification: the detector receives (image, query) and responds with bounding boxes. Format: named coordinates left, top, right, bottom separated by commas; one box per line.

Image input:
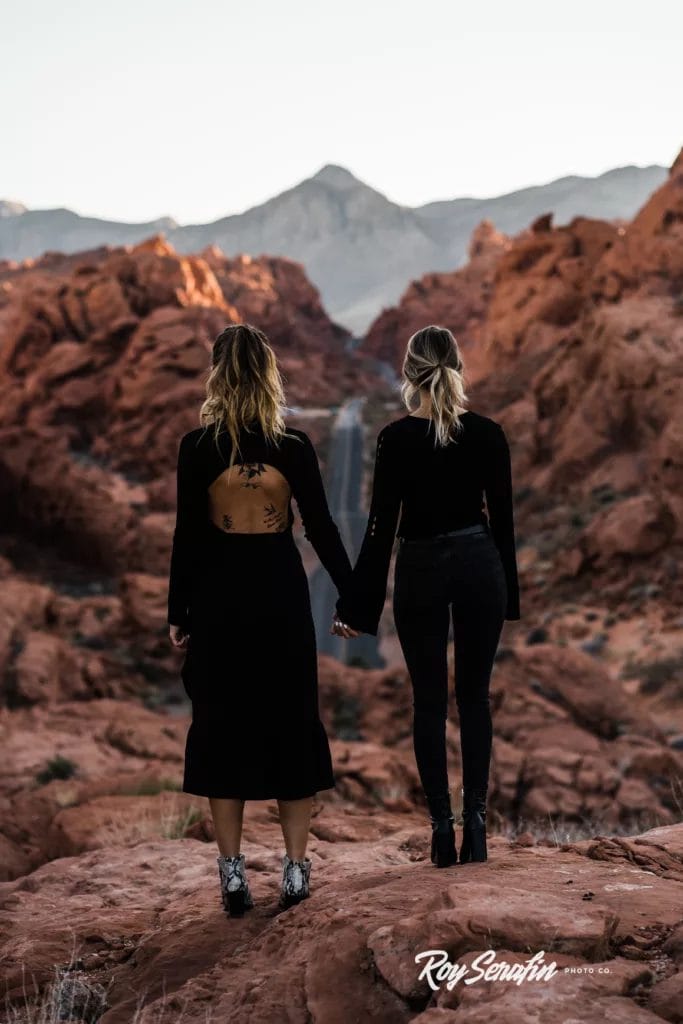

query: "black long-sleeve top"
left=335, top=411, right=522, bottom=636
left=168, top=423, right=353, bottom=630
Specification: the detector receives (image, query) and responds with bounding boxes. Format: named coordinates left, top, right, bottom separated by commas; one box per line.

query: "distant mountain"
left=0, top=162, right=667, bottom=334
left=0, top=206, right=179, bottom=259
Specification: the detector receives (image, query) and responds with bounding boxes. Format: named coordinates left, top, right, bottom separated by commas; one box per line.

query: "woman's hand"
left=169, top=624, right=189, bottom=649
left=330, top=616, right=361, bottom=639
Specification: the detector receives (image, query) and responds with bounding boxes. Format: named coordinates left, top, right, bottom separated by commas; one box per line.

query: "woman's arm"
left=168, top=432, right=205, bottom=631
left=290, top=432, right=353, bottom=596
left=484, top=423, right=521, bottom=620
left=335, top=425, right=402, bottom=636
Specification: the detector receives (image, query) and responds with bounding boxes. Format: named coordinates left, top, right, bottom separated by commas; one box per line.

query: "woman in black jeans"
left=332, top=325, right=521, bottom=867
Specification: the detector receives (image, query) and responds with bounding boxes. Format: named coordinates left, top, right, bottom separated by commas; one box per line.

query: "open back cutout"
left=207, top=461, right=292, bottom=534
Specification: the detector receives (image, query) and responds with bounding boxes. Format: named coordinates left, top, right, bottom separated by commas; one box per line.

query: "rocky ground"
left=1, top=809, right=682, bottom=1023
left=0, top=636, right=681, bottom=1024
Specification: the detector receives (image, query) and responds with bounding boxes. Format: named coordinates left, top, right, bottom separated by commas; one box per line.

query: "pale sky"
left=3, top=0, right=681, bottom=223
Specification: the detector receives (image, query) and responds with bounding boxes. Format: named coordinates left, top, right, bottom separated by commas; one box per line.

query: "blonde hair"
left=400, top=325, right=469, bottom=446
left=199, top=323, right=295, bottom=467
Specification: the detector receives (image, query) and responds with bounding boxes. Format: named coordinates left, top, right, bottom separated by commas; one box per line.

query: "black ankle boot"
left=427, top=793, right=458, bottom=868
left=459, top=786, right=488, bottom=863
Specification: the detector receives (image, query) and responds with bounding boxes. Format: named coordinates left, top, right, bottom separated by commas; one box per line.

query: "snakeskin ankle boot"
left=279, top=854, right=312, bottom=909
left=458, top=786, right=488, bottom=863
left=217, top=853, right=254, bottom=917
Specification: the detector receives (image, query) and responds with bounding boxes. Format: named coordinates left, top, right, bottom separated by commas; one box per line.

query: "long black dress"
left=167, top=422, right=352, bottom=800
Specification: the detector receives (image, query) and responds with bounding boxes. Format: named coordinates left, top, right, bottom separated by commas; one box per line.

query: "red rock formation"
left=0, top=235, right=387, bottom=566
left=0, top=234, right=369, bottom=458
left=481, top=214, right=619, bottom=360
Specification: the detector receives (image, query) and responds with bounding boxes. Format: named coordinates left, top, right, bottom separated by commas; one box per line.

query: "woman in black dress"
left=332, top=325, right=521, bottom=868
left=168, top=324, right=352, bottom=915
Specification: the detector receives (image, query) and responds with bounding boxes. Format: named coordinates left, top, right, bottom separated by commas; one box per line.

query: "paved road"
left=309, top=398, right=384, bottom=668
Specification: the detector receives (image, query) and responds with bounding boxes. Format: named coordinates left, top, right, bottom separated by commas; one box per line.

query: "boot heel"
left=470, top=828, right=487, bottom=861
left=227, top=889, right=247, bottom=917
left=427, top=792, right=458, bottom=868
left=280, top=855, right=312, bottom=909
left=432, top=818, right=458, bottom=868
left=460, top=825, right=487, bottom=862
left=459, top=787, right=488, bottom=864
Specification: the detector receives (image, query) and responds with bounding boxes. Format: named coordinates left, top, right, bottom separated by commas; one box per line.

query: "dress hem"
left=182, top=781, right=336, bottom=801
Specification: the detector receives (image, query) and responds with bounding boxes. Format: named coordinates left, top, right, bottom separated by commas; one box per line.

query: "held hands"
left=171, top=620, right=360, bottom=644
left=169, top=625, right=189, bottom=649
left=330, top=616, right=362, bottom=639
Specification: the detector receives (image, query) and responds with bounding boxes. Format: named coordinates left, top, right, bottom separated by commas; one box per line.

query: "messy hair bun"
left=400, top=325, right=469, bottom=445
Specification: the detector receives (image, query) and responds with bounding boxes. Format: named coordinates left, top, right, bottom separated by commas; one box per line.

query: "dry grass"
left=87, top=792, right=205, bottom=847
left=497, top=774, right=683, bottom=845
left=3, top=933, right=216, bottom=1024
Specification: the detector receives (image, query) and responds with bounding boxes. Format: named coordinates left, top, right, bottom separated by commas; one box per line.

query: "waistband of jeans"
left=399, top=523, right=488, bottom=546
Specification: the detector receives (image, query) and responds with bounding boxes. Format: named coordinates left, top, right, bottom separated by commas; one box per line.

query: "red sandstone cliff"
left=0, top=235, right=383, bottom=570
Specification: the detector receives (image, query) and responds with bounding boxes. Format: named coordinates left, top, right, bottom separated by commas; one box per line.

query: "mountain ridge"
left=1, top=161, right=663, bottom=223
left=0, top=161, right=668, bottom=333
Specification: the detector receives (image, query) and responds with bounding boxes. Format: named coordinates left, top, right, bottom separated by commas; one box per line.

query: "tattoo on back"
left=238, top=462, right=266, bottom=488
left=222, top=513, right=234, bottom=532
left=263, top=503, right=287, bottom=531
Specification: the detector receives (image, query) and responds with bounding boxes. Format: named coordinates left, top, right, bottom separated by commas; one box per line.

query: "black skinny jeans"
left=392, top=524, right=507, bottom=804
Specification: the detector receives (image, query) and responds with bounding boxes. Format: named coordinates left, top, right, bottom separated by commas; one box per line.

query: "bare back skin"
left=208, top=461, right=292, bottom=534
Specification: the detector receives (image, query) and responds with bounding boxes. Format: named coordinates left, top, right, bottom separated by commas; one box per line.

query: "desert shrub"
left=36, top=755, right=77, bottom=785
